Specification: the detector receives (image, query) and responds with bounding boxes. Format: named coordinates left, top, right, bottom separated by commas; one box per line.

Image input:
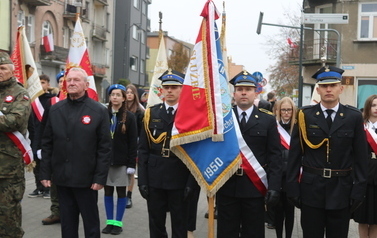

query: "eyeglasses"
left=280, top=108, right=293, bottom=113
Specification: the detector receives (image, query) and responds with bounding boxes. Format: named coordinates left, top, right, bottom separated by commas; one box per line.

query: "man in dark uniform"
left=216, top=70, right=282, bottom=238
left=286, top=66, right=368, bottom=238
left=138, top=69, right=195, bottom=238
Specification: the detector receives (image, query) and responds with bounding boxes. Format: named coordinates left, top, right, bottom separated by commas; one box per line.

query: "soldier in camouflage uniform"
left=0, top=52, right=31, bottom=238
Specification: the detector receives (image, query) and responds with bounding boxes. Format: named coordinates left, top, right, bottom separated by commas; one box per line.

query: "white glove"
left=37, top=149, right=42, bottom=160
left=127, top=168, right=136, bottom=175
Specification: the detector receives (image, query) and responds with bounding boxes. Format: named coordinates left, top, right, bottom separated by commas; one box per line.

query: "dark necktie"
left=326, top=109, right=334, bottom=129
left=375, top=128, right=377, bottom=134
left=110, top=112, right=117, bottom=139
left=167, top=107, right=174, bottom=121
left=240, top=112, right=247, bottom=130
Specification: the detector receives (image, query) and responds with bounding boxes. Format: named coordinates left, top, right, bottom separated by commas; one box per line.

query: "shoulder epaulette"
left=258, top=108, right=273, bottom=115
left=344, top=104, right=361, bottom=112
left=150, top=103, right=163, bottom=109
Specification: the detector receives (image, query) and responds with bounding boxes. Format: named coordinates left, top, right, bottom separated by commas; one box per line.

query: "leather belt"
left=303, top=166, right=352, bottom=178
left=150, top=149, right=177, bottom=158
left=235, top=164, right=267, bottom=176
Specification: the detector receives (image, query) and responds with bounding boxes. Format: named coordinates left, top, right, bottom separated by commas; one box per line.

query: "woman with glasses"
left=353, top=94, right=377, bottom=238
left=273, top=97, right=297, bottom=238
left=102, top=84, right=138, bottom=235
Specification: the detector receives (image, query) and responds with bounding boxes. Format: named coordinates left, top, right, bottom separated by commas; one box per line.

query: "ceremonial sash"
left=31, top=96, right=60, bottom=122
left=277, top=121, right=290, bottom=150
left=365, top=127, right=377, bottom=154
left=0, top=111, right=33, bottom=164
left=234, top=112, right=268, bottom=195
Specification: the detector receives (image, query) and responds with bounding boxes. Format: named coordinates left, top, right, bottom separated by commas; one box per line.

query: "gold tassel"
left=299, top=110, right=330, bottom=162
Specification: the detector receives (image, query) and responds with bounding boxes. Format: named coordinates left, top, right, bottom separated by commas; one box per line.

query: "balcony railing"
left=92, top=24, right=107, bottom=42
left=40, top=45, right=68, bottom=62
left=288, top=38, right=338, bottom=65
left=21, top=0, right=51, bottom=6
left=92, top=64, right=107, bottom=77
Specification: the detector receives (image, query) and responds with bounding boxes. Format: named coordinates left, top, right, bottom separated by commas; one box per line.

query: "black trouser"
left=57, top=186, right=100, bottom=238
left=147, top=187, right=188, bottom=238
left=301, top=203, right=350, bottom=238
left=274, top=191, right=294, bottom=238
left=217, top=194, right=265, bottom=238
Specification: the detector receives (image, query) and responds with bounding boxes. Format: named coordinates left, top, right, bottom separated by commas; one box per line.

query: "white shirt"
left=320, top=103, right=339, bottom=121
left=164, top=102, right=178, bottom=115
left=237, top=105, right=254, bottom=123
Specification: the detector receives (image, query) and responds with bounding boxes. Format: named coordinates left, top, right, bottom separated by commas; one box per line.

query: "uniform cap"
left=108, top=84, right=126, bottom=95
left=0, top=52, right=13, bottom=65
left=158, top=69, right=185, bottom=86
left=56, top=71, right=65, bottom=82
left=312, top=66, right=344, bottom=84
left=229, top=70, right=257, bottom=87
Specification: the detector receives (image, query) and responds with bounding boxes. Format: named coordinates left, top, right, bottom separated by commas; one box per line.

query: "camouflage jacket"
left=0, top=77, right=31, bottom=178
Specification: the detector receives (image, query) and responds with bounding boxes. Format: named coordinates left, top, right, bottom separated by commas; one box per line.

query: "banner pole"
left=208, top=196, right=215, bottom=238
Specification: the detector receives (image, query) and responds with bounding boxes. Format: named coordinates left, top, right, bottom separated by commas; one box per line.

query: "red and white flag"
left=11, top=26, right=44, bottom=102
left=60, top=17, right=98, bottom=101
left=146, top=34, right=168, bottom=107
left=43, top=34, right=54, bottom=53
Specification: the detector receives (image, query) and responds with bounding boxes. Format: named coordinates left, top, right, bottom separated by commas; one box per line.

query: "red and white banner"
left=277, top=121, right=291, bottom=150
left=146, top=34, right=168, bottom=107
left=60, top=17, right=98, bottom=101
left=11, top=26, right=44, bottom=102
left=365, top=126, right=377, bottom=154
left=0, top=111, right=33, bottom=165
left=43, top=34, right=54, bottom=52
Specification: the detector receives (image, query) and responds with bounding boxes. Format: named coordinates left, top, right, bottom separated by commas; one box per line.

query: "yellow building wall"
left=0, top=1, right=10, bottom=51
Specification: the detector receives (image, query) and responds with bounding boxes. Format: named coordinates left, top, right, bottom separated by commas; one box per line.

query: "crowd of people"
left=0, top=49, right=376, bottom=238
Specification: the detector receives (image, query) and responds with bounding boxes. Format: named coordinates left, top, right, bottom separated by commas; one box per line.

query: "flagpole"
left=208, top=196, right=215, bottom=238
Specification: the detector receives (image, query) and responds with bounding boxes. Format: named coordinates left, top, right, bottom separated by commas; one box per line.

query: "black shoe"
left=266, top=223, right=275, bottom=229
left=42, top=215, right=60, bottom=225
left=111, top=226, right=123, bottom=235
left=126, top=198, right=132, bottom=208
left=102, top=225, right=114, bottom=234
left=43, top=191, right=51, bottom=199
left=28, top=189, right=43, bottom=198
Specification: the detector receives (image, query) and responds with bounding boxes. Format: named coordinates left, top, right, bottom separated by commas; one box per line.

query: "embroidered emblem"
left=5, top=95, right=14, bottom=102
left=81, top=115, right=91, bottom=124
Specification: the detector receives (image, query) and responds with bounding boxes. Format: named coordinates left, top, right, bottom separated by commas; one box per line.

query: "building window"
left=132, top=25, right=139, bottom=40
left=25, top=16, right=35, bottom=43
left=41, top=21, right=53, bottom=45
left=133, top=0, right=139, bottom=9
left=130, top=56, right=138, bottom=71
left=359, top=3, right=377, bottom=40
left=140, top=30, right=145, bottom=44
left=142, top=1, right=147, bottom=15
left=63, top=27, right=70, bottom=48
left=17, top=11, right=24, bottom=26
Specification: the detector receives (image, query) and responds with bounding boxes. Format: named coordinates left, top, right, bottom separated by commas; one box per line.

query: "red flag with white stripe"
left=43, top=34, right=54, bottom=53
left=60, top=17, right=98, bottom=101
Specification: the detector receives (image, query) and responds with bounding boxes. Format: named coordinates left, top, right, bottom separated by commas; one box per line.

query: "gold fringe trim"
left=25, top=160, right=36, bottom=172
left=212, top=133, right=224, bottom=142
left=170, top=130, right=212, bottom=147
left=171, top=145, right=241, bottom=198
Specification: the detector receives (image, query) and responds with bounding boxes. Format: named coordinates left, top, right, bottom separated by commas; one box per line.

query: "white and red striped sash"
left=365, top=126, right=377, bottom=154
left=277, top=121, right=291, bottom=150
left=31, top=96, right=59, bottom=122
left=233, top=112, right=268, bottom=195
left=0, top=111, right=33, bottom=164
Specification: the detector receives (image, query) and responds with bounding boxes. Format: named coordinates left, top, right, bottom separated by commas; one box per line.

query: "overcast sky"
left=148, top=0, right=302, bottom=91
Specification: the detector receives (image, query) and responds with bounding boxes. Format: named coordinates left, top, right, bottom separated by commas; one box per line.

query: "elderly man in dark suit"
left=216, top=70, right=282, bottom=238
left=286, top=66, right=368, bottom=238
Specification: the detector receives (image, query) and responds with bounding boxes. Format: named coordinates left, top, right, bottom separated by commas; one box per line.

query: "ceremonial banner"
left=60, top=17, right=98, bottom=101
left=170, top=0, right=241, bottom=197
left=11, top=26, right=44, bottom=102
left=146, top=34, right=168, bottom=107
left=310, top=83, right=320, bottom=105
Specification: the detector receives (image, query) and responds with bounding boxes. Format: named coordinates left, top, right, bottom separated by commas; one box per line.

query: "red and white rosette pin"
left=81, top=115, right=91, bottom=125
left=5, top=95, right=14, bottom=102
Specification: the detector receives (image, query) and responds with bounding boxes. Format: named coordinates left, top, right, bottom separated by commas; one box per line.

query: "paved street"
left=22, top=171, right=359, bottom=237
